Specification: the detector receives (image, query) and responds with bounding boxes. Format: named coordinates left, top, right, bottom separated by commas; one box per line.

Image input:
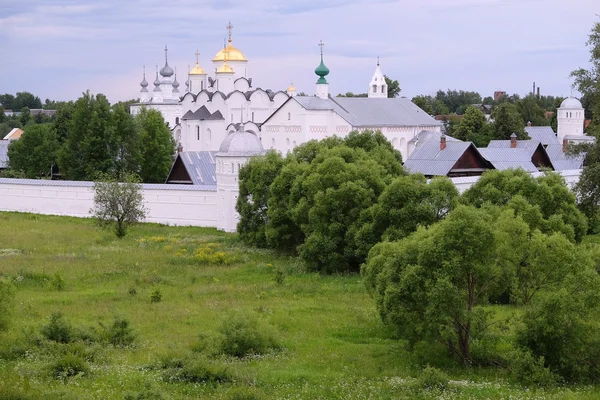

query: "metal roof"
left=217, top=131, right=265, bottom=157
left=293, top=96, right=442, bottom=128
left=524, top=126, right=559, bottom=146
left=177, top=151, right=217, bottom=186
left=181, top=105, right=224, bottom=121
left=545, top=144, right=585, bottom=171
left=408, top=130, right=459, bottom=144
left=404, top=141, right=474, bottom=176
left=478, top=148, right=538, bottom=172
left=487, top=139, right=542, bottom=157
left=0, top=140, right=9, bottom=168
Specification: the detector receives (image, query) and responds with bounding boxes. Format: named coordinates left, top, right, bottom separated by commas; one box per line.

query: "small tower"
left=315, top=40, right=330, bottom=99
left=140, top=66, right=149, bottom=102
left=368, top=57, right=388, bottom=98
left=216, top=127, right=266, bottom=232
left=557, top=97, right=585, bottom=142
left=172, top=68, right=180, bottom=94
left=159, top=45, right=175, bottom=100
left=287, top=82, right=297, bottom=97
left=152, top=65, right=163, bottom=102
left=188, top=50, right=208, bottom=93
left=215, top=48, right=235, bottom=94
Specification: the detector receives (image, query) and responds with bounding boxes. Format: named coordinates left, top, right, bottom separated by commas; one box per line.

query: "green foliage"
left=516, top=95, right=550, bottom=126
left=509, top=349, right=559, bottom=388
left=50, top=272, right=66, bottom=291
left=150, top=289, right=162, bottom=303
left=384, top=75, right=401, bottom=98
left=576, top=163, right=600, bottom=232
left=411, top=95, right=433, bottom=115
left=112, top=104, right=142, bottom=179
left=452, top=105, right=494, bottom=145
left=461, top=169, right=588, bottom=242
left=51, top=352, right=89, bottom=379
left=90, top=173, right=146, bottom=238
left=40, top=312, right=74, bottom=343
left=0, top=278, right=16, bottom=331
left=7, top=123, right=59, bottom=178
left=218, top=313, right=280, bottom=357
left=99, top=316, right=136, bottom=347
left=137, top=108, right=175, bottom=183
left=492, top=102, right=527, bottom=140
left=418, top=365, right=449, bottom=391
left=237, top=151, right=285, bottom=247
left=517, top=282, right=600, bottom=383
left=571, top=21, right=600, bottom=133
left=160, top=357, right=231, bottom=384
left=193, top=243, right=237, bottom=265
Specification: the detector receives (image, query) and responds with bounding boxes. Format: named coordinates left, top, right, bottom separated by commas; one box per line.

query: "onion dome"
left=140, top=67, right=149, bottom=92
left=160, top=45, right=175, bottom=77
left=315, top=41, right=329, bottom=84
left=172, top=71, right=180, bottom=93
left=153, top=66, right=161, bottom=92
left=213, top=22, right=247, bottom=62
left=190, top=50, right=206, bottom=75
left=287, top=83, right=296, bottom=92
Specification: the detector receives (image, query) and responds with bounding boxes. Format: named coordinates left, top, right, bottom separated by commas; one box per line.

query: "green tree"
left=517, top=95, right=548, bottom=126
left=0, top=106, right=5, bottom=123
left=384, top=75, right=401, bottom=98
left=136, top=108, right=175, bottom=183
left=453, top=106, right=488, bottom=142
left=13, top=91, right=42, bottom=110
left=0, top=94, right=15, bottom=110
left=7, top=124, right=59, bottom=178
left=461, top=169, right=588, bottom=242
left=435, top=90, right=482, bottom=114
left=112, top=104, right=141, bottom=179
left=52, top=101, right=75, bottom=144
left=362, top=206, right=504, bottom=363
left=0, top=278, right=15, bottom=331
left=19, top=106, right=30, bottom=126
left=571, top=21, right=600, bottom=135
left=412, top=95, right=433, bottom=115
left=237, top=151, right=285, bottom=247
left=90, top=173, right=146, bottom=238
left=492, top=102, right=527, bottom=140
left=58, top=91, right=116, bottom=180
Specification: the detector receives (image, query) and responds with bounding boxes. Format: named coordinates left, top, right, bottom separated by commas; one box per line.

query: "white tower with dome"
left=368, top=58, right=388, bottom=98
left=216, top=127, right=266, bottom=232
left=557, top=97, right=586, bottom=142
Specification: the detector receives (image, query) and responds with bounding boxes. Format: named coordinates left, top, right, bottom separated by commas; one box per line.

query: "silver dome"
left=217, top=130, right=265, bottom=157
left=160, top=61, right=174, bottom=77
left=560, top=97, right=583, bottom=109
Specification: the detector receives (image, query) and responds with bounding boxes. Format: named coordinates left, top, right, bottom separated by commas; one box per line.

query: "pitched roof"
left=487, top=139, right=543, bottom=157
left=544, top=144, right=585, bottom=171
left=181, top=105, right=224, bottom=121
left=408, top=130, right=459, bottom=144
left=524, top=126, right=559, bottom=146
left=3, top=128, right=23, bottom=140
left=0, top=140, right=9, bottom=168
left=404, top=141, right=474, bottom=176
left=165, top=151, right=217, bottom=188
left=292, top=96, right=442, bottom=128
left=478, top=147, right=539, bottom=172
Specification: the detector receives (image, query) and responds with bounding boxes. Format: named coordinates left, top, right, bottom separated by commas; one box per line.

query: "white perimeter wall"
left=0, top=169, right=583, bottom=229
left=0, top=179, right=217, bottom=228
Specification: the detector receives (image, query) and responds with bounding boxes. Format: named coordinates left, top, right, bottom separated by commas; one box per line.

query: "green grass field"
left=0, top=212, right=598, bottom=399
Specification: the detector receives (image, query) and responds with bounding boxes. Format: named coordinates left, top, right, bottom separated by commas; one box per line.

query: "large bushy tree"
left=492, top=102, right=527, bottom=140
left=138, top=108, right=175, bottom=183
left=7, top=124, right=59, bottom=178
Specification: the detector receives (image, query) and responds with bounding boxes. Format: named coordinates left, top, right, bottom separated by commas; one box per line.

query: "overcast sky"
left=1, top=0, right=598, bottom=104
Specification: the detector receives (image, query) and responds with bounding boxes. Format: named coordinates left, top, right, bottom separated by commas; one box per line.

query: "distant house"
left=3, top=128, right=23, bottom=140
left=483, top=135, right=552, bottom=172
left=472, top=104, right=493, bottom=115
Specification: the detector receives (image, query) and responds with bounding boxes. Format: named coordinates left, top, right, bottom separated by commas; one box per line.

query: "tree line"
left=4, top=91, right=175, bottom=183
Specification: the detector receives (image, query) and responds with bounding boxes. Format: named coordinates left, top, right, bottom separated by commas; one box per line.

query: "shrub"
left=418, top=365, right=449, bottom=391
left=160, top=357, right=230, bottom=384
left=150, top=289, right=162, bottom=303
left=273, top=267, right=285, bottom=285
left=49, top=272, right=66, bottom=291
left=51, top=352, right=89, bottom=379
left=193, top=244, right=237, bottom=265
left=509, top=349, right=559, bottom=388
left=0, top=278, right=16, bottom=331
left=228, top=388, right=263, bottom=400
left=100, top=317, right=136, bottom=347
left=41, top=312, right=73, bottom=343
left=218, top=313, right=280, bottom=357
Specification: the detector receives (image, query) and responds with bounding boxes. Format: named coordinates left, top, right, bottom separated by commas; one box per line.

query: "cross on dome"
left=318, top=40, right=325, bottom=56
left=226, top=21, right=233, bottom=43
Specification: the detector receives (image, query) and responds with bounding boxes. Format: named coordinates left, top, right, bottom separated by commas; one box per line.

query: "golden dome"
left=189, top=62, right=206, bottom=75
left=213, top=41, right=247, bottom=62
left=287, top=83, right=296, bottom=92
left=216, top=63, right=234, bottom=74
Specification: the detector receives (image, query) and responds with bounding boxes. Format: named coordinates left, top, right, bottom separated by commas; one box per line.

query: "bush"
left=509, top=349, right=559, bottom=388
left=218, top=313, right=280, bottom=357
left=150, top=289, right=162, bottom=303
left=51, top=352, right=89, bottom=379
left=193, top=244, right=237, bottom=265
left=0, top=278, right=16, bottom=331
left=49, top=272, right=66, bottom=291
left=41, top=312, right=74, bottom=343
left=418, top=366, right=449, bottom=391
left=100, top=317, right=136, bottom=347
left=160, top=358, right=230, bottom=384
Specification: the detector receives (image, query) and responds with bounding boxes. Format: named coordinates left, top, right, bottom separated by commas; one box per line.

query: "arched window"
left=206, top=128, right=212, bottom=144
left=381, top=85, right=385, bottom=94
left=252, top=112, right=254, bottom=122
left=286, top=138, right=290, bottom=147
left=231, top=163, right=234, bottom=173
left=271, top=138, right=275, bottom=148
left=293, top=141, right=296, bottom=147
left=288, top=112, right=291, bottom=121
left=196, top=126, right=200, bottom=141
left=372, top=85, right=377, bottom=93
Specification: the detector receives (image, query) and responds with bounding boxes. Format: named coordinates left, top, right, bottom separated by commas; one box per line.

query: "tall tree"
left=13, top=92, right=42, bottom=110
left=137, top=108, right=175, bottom=183
left=517, top=95, right=549, bottom=126
left=112, top=104, right=141, bottom=179
left=7, top=124, right=59, bottom=178
left=384, top=75, right=401, bottom=98
left=492, top=102, right=527, bottom=140
left=412, top=95, right=433, bottom=115
left=453, top=106, right=489, bottom=142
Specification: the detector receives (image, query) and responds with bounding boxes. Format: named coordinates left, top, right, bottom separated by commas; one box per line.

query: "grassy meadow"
left=0, top=212, right=598, bottom=399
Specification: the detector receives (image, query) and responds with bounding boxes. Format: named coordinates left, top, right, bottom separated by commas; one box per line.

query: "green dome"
left=315, top=55, right=329, bottom=84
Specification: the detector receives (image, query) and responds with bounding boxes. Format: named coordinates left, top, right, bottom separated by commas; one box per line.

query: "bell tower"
left=368, top=57, right=387, bottom=98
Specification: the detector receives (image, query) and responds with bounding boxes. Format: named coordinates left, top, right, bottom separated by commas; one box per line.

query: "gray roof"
left=545, top=144, right=585, bottom=171
left=487, top=139, right=543, bottom=157
left=564, top=134, right=595, bottom=142
left=408, top=130, right=459, bottom=144
left=0, top=140, right=9, bottom=169
left=404, top=141, right=474, bottom=176
left=217, top=130, right=265, bottom=157
left=524, top=126, right=559, bottom=146
left=181, top=106, right=224, bottom=121
left=293, top=96, right=442, bottom=128
left=478, top=148, right=538, bottom=172
left=177, top=151, right=217, bottom=186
